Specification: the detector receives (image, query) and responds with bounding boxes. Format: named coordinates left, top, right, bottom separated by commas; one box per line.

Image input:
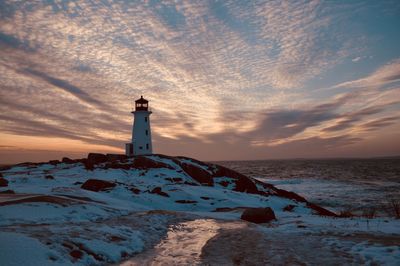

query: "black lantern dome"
left=135, top=96, right=149, bottom=111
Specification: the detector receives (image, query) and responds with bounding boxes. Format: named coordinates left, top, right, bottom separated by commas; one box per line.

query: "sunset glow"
left=0, top=0, right=399, bottom=163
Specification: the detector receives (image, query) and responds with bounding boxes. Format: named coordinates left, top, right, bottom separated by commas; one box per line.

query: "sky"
left=0, top=0, right=400, bottom=163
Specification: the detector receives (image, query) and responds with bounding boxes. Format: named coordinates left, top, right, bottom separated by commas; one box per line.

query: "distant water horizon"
left=216, top=158, right=400, bottom=215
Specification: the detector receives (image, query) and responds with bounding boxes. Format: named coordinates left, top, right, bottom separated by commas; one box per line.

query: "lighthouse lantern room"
left=125, top=96, right=153, bottom=156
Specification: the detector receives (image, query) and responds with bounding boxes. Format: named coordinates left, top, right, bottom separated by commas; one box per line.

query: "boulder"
left=273, top=188, right=307, bottom=202
left=130, top=187, right=141, bottom=194
left=307, top=202, right=337, bottom=217
left=87, top=153, right=108, bottom=164
left=81, top=179, right=116, bottom=192
left=84, top=161, right=94, bottom=171
left=283, top=204, right=295, bottom=212
left=45, top=175, right=55, bottom=180
left=106, top=154, right=127, bottom=162
left=150, top=187, right=169, bottom=197
left=70, top=250, right=83, bottom=259
left=240, top=207, right=276, bottom=223
left=213, top=165, right=258, bottom=193
left=0, top=177, right=8, bottom=187
left=62, top=157, right=75, bottom=164
left=175, top=200, right=197, bottom=204
left=0, top=189, right=15, bottom=194
left=133, top=156, right=173, bottom=169
left=179, top=162, right=213, bottom=186
left=104, top=162, right=131, bottom=170
left=48, top=160, right=60, bottom=165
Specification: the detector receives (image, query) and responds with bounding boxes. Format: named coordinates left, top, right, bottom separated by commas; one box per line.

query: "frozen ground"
left=0, top=155, right=399, bottom=265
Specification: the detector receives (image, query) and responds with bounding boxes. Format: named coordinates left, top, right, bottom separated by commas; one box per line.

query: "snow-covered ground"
left=0, top=155, right=399, bottom=265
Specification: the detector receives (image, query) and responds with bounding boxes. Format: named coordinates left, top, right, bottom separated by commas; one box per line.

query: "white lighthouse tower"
left=125, top=96, right=153, bottom=156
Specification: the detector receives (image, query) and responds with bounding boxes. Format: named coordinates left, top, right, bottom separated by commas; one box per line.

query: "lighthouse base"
left=125, top=143, right=134, bottom=157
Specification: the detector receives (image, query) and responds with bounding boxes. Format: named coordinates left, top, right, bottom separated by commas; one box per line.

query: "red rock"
left=0, top=189, right=14, bottom=194
left=273, top=188, right=307, bottom=202
left=179, top=162, right=213, bottom=186
left=283, top=205, right=295, bottom=212
left=62, top=157, right=75, bottom=164
left=106, top=154, right=127, bottom=162
left=307, top=202, right=337, bottom=217
left=150, top=187, right=169, bottom=197
left=133, top=156, right=173, bottom=169
left=213, top=165, right=259, bottom=194
left=130, top=187, right=141, bottom=194
left=0, top=177, right=8, bottom=187
left=81, top=179, right=116, bottom=192
left=240, top=207, right=276, bottom=223
left=175, top=200, right=197, bottom=204
left=70, top=250, right=83, bottom=259
left=219, top=181, right=229, bottom=187
left=87, top=153, right=108, bottom=164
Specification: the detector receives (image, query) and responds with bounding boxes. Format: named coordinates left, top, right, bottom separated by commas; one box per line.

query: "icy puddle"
left=119, top=219, right=227, bottom=265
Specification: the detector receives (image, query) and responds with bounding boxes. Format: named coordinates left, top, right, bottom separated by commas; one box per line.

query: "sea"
left=216, top=158, right=400, bottom=216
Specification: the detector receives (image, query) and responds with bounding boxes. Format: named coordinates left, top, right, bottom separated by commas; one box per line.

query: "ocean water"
left=216, top=158, right=400, bottom=215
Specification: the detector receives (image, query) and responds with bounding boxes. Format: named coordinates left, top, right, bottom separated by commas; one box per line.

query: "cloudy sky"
left=0, top=0, right=400, bottom=163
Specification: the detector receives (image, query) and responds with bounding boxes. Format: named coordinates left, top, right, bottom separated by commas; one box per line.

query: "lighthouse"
left=125, top=96, right=153, bottom=156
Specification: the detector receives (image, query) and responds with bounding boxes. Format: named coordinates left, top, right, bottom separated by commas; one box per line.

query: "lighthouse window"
left=146, top=143, right=149, bottom=149
left=144, top=117, right=148, bottom=122
left=145, top=130, right=148, bottom=135
left=139, top=146, right=143, bottom=150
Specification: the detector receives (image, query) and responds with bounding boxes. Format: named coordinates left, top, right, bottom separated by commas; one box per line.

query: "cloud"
left=331, top=59, right=400, bottom=89
left=0, top=0, right=399, bottom=162
left=22, top=68, right=107, bottom=109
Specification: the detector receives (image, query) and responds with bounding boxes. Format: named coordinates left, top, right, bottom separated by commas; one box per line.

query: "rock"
left=84, top=160, right=94, bottom=171
left=219, top=181, right=229, bottom=187
left=62, top=157, right=75, bottom=164
left=130, top=187, right=141, bottom=194
left=81, top=179, right=116, bottom=192
left=240, top=207, right=276, bottom=223
left=48, top=160, right=60, bottom=165
left=106, top=154, right=127, bottom=162
left=104, top=162, right=131, bottom=170
left=69, top=250, right=83, bottom=259
left=45, top=175, right=54, bottom=180
left=179, top=162, right=213, bottom=186
left=87, top=153, right=108, bottom=164
left=273, top=188, right=307, bottom=202
left=150, top=187, right=169, bottom=197
left=133, top=156, right=173, bottom=169
left=0, top=189, right=15, bottom=194
left=201, top=196, right=211, bottom=200
left=175, top=200, right=197, bottom=204
left=165, top=177, right=183, bottom=183
left=0, top=177, right=8, bottom=187
left=213, top=165, right=258, bottom=193
left=283, top=204, right=295, bottom=212
left=307, top=202, right=337, bottom=217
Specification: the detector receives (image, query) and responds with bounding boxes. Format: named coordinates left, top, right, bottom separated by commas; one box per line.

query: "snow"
left=1, top=155, right=399, bottom=265
left=0, top=232, right=72, bottom=266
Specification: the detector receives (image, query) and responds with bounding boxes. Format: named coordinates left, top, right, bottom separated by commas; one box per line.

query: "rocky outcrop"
left=81, top=179, right=116, bottom=192
left=62, top=157, right=75, bottom=164
left=150, top=187, right=169, bottom=197
left=213, top=165, right=259, bottom=194
left=87, top=153, right=108, bottom=164
left=0, top=177, right=8, bottom=187
left=179, top=162, right=214, bottom=186
left=106, top=154, right=127, bottom=162
left=241, top=207, right=276, bottom=223
left=133, top=156, right=173, bottom=169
